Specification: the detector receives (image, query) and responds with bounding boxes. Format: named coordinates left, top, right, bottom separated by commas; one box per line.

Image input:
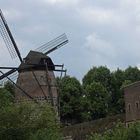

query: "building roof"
left=18, top=51, right=55, bottom=71
left=123, top=81, right=140, bottom=89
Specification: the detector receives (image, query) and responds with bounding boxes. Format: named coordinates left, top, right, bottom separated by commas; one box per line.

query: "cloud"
left=1, top=0, right=140, bottom=81
left=2, top=9, right=23, bottom=21
left=43, top=0, right=80, bottom=6
left=85, top=33, right=116, bottom=59
left=80, top=7, right=113, bottom=24
left=83, top=33, right=121, bottom=72
left=78, top=6, right=128, bottom=30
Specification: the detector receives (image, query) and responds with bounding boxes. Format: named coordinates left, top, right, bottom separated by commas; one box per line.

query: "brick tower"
left=124, top=81, right=140, bottom=124
left=15, top=51, right=58, bottom=108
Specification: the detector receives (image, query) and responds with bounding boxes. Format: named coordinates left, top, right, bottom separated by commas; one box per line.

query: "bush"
left=87, top=122, right=140, bottom=140
left=0, top=102, right=64, bottom=140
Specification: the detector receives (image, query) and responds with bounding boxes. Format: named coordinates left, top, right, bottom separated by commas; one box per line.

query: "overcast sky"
left=1, top=0, right=140, bottom=81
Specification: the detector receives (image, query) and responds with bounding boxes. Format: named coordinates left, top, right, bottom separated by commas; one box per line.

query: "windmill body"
left=0, top=9, right=68, bottom=111
left=16, top=70, right=57, bottom=103
left=16, top=51, right=57, bottom=106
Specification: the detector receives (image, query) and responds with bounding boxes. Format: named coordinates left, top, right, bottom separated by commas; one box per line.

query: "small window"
left=128, top=103, right=131, bottom=112
left=41, top=96, right=45, bottom=99
left=136, top=101, right=139, bottom=109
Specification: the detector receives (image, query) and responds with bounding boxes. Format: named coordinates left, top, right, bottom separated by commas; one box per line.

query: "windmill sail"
left=0, top=69, right=17, bottom=80
left=0, top=70, right=18, bottom=86
left=0, top=9, right=22, bottom=62
left=36, top=33, right=68, bottom=55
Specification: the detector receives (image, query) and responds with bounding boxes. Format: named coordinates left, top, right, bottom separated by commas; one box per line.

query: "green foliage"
left=124, top=66, right=140, bottom=82
left=58, top=66, right=140, bottom=123
left=87, top=122, right=140, bottom=140
left=0, top=88, right=14, bottom=107
left=58, top=76, right=84, bottom=123
left=85, top=81, right=110, bottom=119
left=83, top=66, right=111, bottom=90
left=83, top=66, right=140, bottom=116
left=29, top=129, right=64, bottom=140
left=0, top=80, right=64, bottom=139
left=112, top=68, right=125, bottom=88
left=110, top=69, right=126, bottom=114
left=4, top=81, right=15, bottom=96
left=0, top=81, right=15, bottom=108
left=1, top=65, right=140, bottom=139
left=0, top=102, right=64, bottom=140
left=82, top=66, right=113, bottom=117
left=79, top=95, right=92, bottom=121
left=121, top=80, right=132, bottom=89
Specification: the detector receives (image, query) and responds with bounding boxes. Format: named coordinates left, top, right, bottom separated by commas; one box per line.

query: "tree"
left=109, top=69, right=126, bottom=114
left=57, top=66, right=140, bottom=122
left=0, top=102, right=64, bottom=140
left=0, top=81, right=15, bottom=108
left=79, top=95, right=92, bottom=121
left=4, top=81, right=15, bottom=96
left=124, top=66, right=140, bottom=82
left=111, top=68, right=125, bottom=89
left=82, top=66, right=111, bottom=91
left=58, top=76, right=84, bottom=123
left=82, top=66, right=112, bottom=117
left=110, top=67, right=140, bottom=114
left=85, top=81, right=110, bottom=120
left=0, top=88, right=14, bottom=108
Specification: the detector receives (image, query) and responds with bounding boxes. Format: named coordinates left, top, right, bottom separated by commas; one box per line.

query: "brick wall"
left=124, top=81, right=140, bottom=123
left=15, top=70, right=58, bottom=107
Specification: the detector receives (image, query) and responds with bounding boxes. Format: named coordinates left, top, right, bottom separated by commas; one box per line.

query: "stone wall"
left=62, top=114, right=125, bottom=140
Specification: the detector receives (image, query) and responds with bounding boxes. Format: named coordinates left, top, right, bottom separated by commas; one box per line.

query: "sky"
left=1, top=0, right=140, bottom=81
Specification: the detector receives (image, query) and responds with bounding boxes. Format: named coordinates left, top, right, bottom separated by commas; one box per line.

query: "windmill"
left=0, top=9, right=68, bottom=108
